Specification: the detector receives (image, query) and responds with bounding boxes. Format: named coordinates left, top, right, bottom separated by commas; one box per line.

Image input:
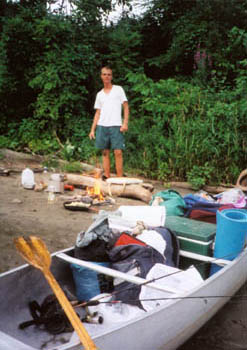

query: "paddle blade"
left=14, top=236, right=51, bottom=270
left=14, top=236, right=39, bottom=269
left=29, top=236, right=51, bottom=268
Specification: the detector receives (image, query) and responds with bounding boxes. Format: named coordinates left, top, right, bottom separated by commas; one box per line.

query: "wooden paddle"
left=14, top=236, right=97, bottom=350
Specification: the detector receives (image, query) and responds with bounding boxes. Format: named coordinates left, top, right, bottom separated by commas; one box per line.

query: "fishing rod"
left=77, top=293, right=247, bottom=310
left=73, top=251, right=246, bottom=309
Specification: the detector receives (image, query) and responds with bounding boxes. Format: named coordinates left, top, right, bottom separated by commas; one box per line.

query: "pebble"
left=12, top=198, right=22, bottom=204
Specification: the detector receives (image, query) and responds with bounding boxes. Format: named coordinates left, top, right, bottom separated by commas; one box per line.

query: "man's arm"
left=120, top=101, right=129, bottom=132
left=89, top=109, right=100, bottom=139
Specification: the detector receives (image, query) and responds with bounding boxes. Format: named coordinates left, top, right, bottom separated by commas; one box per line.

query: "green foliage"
left=104, top=18, right=142, bottom=84
left=58, top=115, right=98, bottom=163
left=187, top=163, right=214, bottom=191
left=28, top=16, right=95, bottom=138
left=1, top=0, right=247, bottom=185
left=0, top=136, right=11, bottom=149
left=17, top=118, right=60, bottom=154
left=0, top=123, right=21, bottom=149
left=157, top=162, right=170, bottom=182
left=0, top=14, right=34, bottom=131
left=70, top=0, right=112, bottom=23
left=28, top=137, right=59, bottom=154
left=141, top=0, right=247, bottom=83
left=59, top=141, right=76, bottom=162
left=125, top=71, right=246, bottom=183
left=42, top=155, right=59, bottom=170
left=61, top=161, right=83, bottom=173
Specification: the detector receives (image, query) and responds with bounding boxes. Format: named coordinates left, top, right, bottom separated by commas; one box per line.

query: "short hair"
left=101, top=65, right=112, bottom=72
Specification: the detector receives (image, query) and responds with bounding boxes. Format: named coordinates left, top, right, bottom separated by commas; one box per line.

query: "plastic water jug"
left=21, top=168, right=35, bottom=189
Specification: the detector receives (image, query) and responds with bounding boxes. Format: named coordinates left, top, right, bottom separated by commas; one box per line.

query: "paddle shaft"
left=57, top=253, right=177, bottom=294
left=14, top=236, right=97, bottom=350
left=179, top=250, right=230, bottom=266
left=43, top=266, right=97, bottom=350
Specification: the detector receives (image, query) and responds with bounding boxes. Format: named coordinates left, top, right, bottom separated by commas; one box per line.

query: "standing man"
left=89, top=66, right=129, bottom=179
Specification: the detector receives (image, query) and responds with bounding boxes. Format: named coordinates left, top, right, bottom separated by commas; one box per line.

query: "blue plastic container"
left=211, top=209, right=247, bottom=274
left=71, top=262, right=109, bottom=301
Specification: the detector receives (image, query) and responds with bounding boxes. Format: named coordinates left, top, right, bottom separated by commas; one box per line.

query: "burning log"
left=65, top=174, right=153, bottom=203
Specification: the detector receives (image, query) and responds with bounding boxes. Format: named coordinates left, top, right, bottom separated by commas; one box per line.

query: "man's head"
left=101, top=66, right=113, bottom=85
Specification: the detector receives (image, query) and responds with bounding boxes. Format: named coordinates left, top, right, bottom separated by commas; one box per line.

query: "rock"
left=12, top=198, right=22, bottom=204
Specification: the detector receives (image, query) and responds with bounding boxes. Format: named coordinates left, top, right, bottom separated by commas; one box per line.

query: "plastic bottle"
left=48, top=185, right=56, bottom=204
left=21, top=168, right=35, bottom=189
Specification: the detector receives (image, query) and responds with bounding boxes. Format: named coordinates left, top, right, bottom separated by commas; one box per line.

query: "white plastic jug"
left=21, top=168, right=35, bottom=189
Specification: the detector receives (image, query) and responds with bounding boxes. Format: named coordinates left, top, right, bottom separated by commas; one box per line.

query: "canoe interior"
left=0, top=245, right=246, bottom=350
left=0, top=249, right=79, bottom=349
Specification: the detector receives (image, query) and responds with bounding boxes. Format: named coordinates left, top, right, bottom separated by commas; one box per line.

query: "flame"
left=87, top=177, right=105, bottom=201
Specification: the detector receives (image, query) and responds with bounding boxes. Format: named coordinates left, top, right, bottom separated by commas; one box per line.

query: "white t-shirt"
left=94, top=85, right=127, bottom=127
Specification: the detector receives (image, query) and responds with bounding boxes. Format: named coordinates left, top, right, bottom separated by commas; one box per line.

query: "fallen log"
left=203, top=185, right=234, bottom=194
left=65, top=174, right=153, bottom=203
left=168, top=181, right=235, bottom=194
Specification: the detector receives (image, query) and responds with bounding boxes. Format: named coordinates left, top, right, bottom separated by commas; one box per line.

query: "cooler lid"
left=165, top=216, right=216, bottom=242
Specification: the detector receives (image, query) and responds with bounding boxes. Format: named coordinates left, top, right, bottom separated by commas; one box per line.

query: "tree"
left=140, top=0, right=247, bottom=82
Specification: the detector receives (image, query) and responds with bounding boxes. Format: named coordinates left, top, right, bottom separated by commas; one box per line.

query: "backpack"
left=150, top=189, right=186, bottom=216
left=109, top=244, right=165, bottom=308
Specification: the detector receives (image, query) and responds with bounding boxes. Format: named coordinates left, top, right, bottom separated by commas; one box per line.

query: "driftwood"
left=168, top=181, right=236, bottom=194
left=236, top=169, right=247, bottom=192
left=65, top=174, right=153, bottom=203
left=0, top=149, right=102, bottom=174
left=203, top=185, right=235, bottom=194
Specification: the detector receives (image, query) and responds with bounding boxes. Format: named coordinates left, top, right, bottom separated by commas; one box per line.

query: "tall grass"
left=124, top=72, right=247, bottom=184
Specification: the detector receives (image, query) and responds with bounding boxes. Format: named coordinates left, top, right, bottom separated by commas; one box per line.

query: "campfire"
left=82, top=176, right=114, bottom=206
left=86, top=178, right=105, bottom=203
left=63, top=177, right=114, bottom=212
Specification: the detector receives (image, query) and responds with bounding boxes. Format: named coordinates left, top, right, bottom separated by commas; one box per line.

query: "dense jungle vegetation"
left=0, top=0, right=247, bottom=187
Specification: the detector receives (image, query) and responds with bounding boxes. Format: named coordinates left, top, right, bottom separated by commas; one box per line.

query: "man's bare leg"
left=114, top=149, right=123, bottom=177
left=102, top=149, right=111, bottom=178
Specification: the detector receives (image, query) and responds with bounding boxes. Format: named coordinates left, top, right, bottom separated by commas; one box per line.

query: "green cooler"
left=165, top=216, right=216, bottom=279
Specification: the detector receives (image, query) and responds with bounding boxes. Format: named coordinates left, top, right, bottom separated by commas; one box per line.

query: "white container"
left=50, top=173, right=62, bottom=181
left=48, top=186, right=56, bottom=204
left=118, top=205, right=166, bottom=227
left=47, top=173, right=64, bottom=193
left=21, top=168, right=35, bottom=189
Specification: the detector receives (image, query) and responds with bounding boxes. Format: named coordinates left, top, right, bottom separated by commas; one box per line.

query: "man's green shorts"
left=95, top=126, right=125, bottom=150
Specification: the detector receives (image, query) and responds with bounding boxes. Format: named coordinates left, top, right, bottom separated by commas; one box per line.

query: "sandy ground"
left=1, top=150, right=247, bottom=350
left=0, top=149, right=171, bottom=272
left=0, top=166, right=156, bottom=273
